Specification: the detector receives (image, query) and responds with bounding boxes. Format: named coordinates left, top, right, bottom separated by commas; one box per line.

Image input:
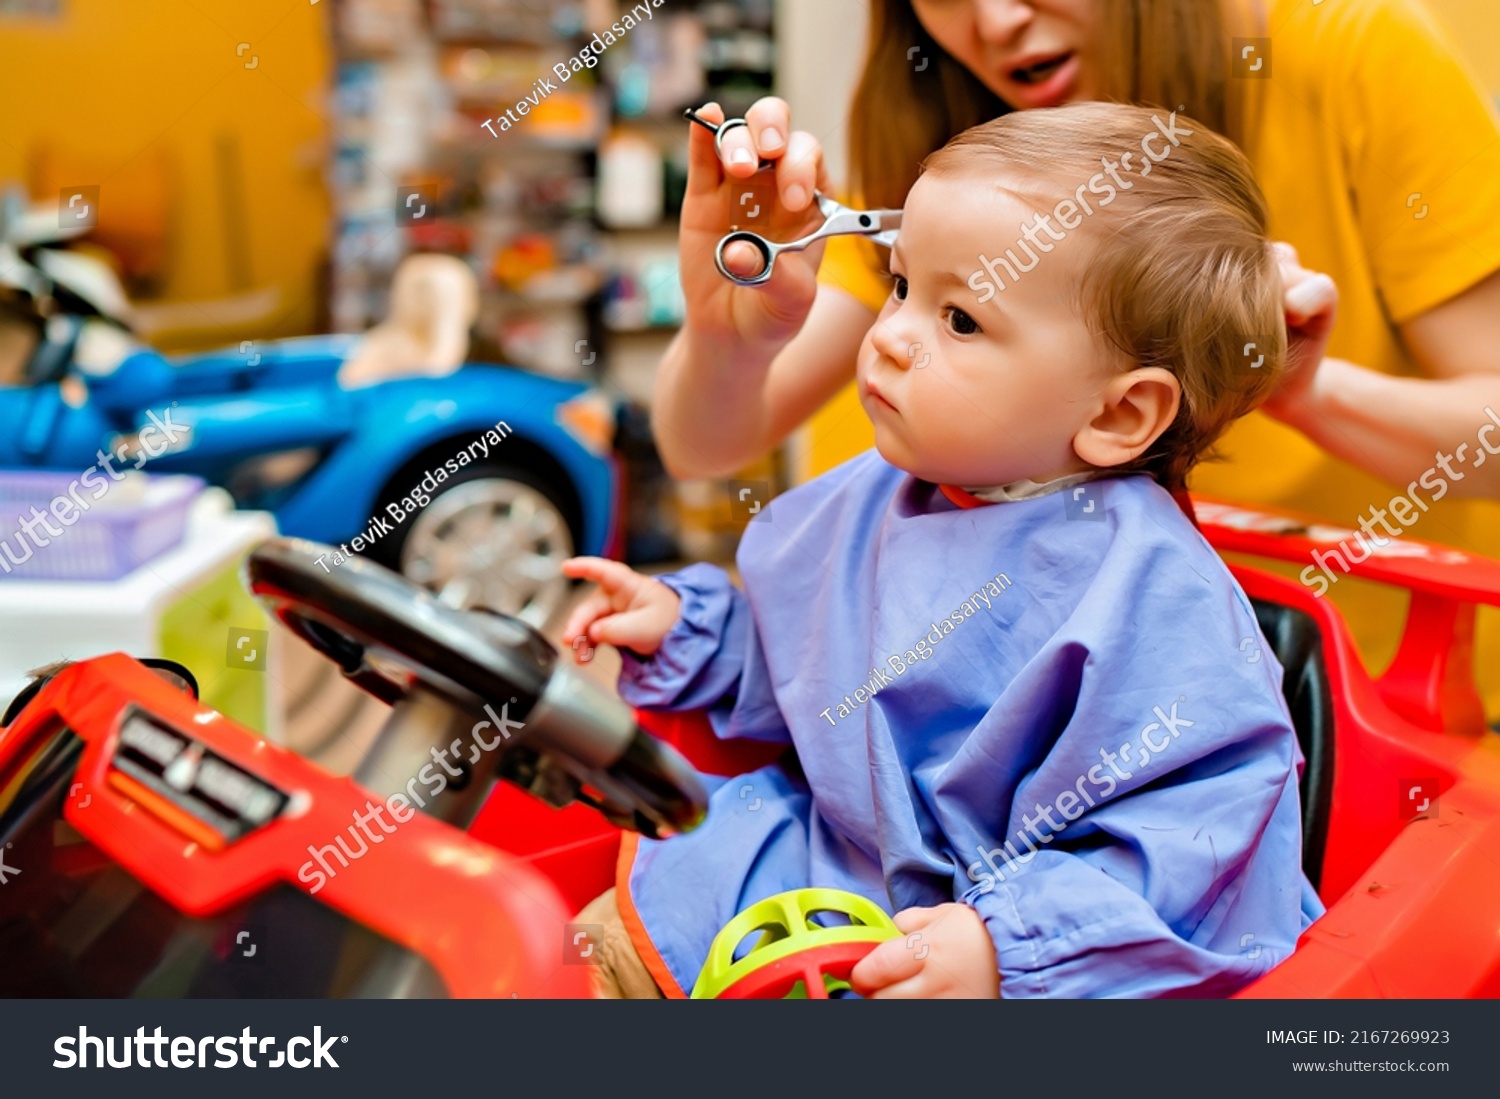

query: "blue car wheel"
left=367, top=461, right=579, bottom=627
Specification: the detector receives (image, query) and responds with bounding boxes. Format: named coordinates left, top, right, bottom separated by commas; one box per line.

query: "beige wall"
left=775, top=0, right=868, bottom=188
left=0, top=0, right=332, bottom=347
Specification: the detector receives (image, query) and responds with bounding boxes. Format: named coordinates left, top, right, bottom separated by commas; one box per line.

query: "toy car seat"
left=471, top=496, right=1500, bottom=998
left=337, top=254, right=478, bottom=388
left=1192, top=498, right=1500, bottom=997
left=1249, top=598, right=1335, bottom=888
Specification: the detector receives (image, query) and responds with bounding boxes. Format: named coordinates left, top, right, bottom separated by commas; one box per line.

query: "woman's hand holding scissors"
left=678, top=99, right=835, bottom=355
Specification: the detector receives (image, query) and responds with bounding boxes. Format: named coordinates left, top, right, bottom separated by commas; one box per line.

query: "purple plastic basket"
left=0, top=470, right=205, bottom=581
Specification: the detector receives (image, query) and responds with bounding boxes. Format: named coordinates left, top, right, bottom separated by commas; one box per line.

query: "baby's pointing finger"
left=562, top=556, right=640, bottom=591
left=560, top=590, right=615, bottom=647
left=561, top=555, right=607, bottom=579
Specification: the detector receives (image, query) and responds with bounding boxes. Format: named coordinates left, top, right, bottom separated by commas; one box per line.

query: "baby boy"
left=563, top=102, right=1322, bottom=998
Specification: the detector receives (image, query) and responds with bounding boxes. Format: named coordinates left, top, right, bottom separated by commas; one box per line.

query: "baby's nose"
left=868, top=318, right=921, bottom=367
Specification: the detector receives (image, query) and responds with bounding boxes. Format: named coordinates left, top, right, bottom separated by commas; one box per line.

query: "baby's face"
left=856, top=170, right=1120, bottom=488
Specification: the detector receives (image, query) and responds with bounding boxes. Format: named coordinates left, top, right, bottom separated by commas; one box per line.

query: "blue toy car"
left=0, top=333, right=619, bottom=625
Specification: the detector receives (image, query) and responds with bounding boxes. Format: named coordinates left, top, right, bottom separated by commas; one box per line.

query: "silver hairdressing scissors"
left=684, top=109, right=902, bottom=288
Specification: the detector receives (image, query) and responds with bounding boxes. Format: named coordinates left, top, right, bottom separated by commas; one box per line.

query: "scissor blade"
left=860, top=209, right=901, bottom=249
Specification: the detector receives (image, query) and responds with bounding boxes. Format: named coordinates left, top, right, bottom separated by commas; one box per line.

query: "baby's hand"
left=560, top=557, right=683, bottom=661
left=848, top=903, right=999, bottom=999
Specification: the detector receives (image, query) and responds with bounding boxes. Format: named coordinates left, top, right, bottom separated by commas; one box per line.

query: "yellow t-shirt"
left=807, top=0, right=1500, bottom=712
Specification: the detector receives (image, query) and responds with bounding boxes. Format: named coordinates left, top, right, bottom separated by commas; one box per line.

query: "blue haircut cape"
left=616, top=452, right=1323, bottom=998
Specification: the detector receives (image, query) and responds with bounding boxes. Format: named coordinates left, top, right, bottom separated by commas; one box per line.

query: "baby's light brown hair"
left=922, top=102, right=1285, bottom=491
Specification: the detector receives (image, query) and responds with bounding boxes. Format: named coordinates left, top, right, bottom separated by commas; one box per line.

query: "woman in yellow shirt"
left=652, top=0, right=1500, bottom=707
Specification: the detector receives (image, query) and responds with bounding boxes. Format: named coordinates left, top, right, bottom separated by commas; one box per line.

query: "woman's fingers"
left=719, top=238, right=769, bottom=280
left=777, top=130, right=822, bottom=212
left=685, top=95, right=820, bottom=224
left=1285, top=273, right=1338, bottom=326
left=744, top=96, right=791, bottom=157
left=717, top=120, right=760, bottom=177
left=684, top=101, right=727, bottom=197
left=1271, top=240, right=1337, bottom=325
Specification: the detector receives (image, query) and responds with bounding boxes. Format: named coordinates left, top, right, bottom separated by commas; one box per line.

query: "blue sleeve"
left=945, top=581, right=1318, bottom=1000
left=616, top=563, right=791, bottom=745
left=960, top=725, right=1311, bottom=998
left=616, top=563, right=745, bottom=710
left=939, top=500, right=1320, bottom=997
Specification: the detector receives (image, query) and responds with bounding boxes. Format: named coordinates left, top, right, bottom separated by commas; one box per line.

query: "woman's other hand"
left=1262, top=242, right=1339, bottom=425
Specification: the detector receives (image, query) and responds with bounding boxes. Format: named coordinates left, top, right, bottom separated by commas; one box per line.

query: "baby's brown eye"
left=948, top=308, right=980, bottom=335
left=892, top=276, right=908, bottom=301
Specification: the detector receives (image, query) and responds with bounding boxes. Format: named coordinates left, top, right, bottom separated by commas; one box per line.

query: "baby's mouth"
left=1010, top=52, right=1072, bottom=85
left=865, top=380, right=897, bottom=413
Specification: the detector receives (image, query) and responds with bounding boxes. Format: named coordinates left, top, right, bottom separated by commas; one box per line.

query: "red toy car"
left=471, top=495, right=1500, bottom=998
left=4, top=491, right=1500, bottom=999
left=0, top=538, right=707, bottom=998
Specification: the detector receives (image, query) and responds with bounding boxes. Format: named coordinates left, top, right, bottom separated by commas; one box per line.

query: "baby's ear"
left=1073, top=368, right=1180, bottom=469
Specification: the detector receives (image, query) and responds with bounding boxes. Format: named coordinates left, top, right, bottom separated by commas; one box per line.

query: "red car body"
left=3, top=495, right=1498, bottom=997
left=472, top=496, right=1500, bottom=998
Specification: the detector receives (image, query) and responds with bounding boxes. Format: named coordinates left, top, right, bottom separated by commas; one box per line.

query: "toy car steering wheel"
left=245, top=537, right=707, bottom=839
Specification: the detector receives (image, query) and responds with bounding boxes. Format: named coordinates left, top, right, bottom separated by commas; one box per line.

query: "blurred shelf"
left=328, top=0, right=776, bottom=565
left=606, top=321, right=679, bottom=334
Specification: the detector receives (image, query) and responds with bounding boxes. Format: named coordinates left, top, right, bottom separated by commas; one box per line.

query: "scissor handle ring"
left=715, top=231, right=776, bottom=287
left=713, top=117, right=751, bottom=159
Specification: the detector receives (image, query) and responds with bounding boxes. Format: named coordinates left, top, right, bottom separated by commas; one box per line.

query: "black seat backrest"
left=1251, top=599, right=1334, bottom=889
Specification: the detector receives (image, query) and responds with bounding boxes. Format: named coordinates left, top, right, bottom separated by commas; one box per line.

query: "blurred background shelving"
left=327, top=0, right=778, bottom=565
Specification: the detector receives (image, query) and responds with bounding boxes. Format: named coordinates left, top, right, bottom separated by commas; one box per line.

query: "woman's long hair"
left=848, top=0, right=1259, bottom=210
